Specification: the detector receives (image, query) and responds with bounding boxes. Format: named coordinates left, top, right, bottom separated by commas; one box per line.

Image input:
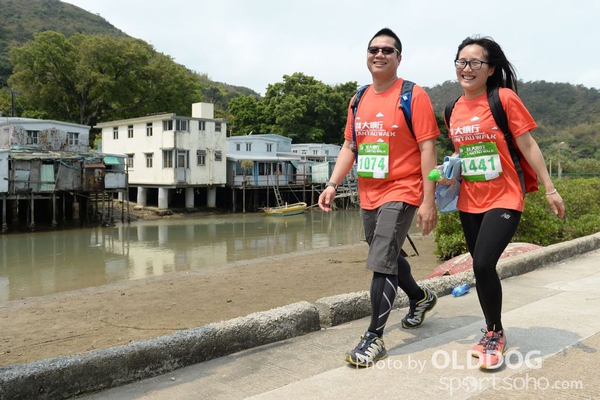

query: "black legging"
left=368, top=256, right=424, bottom=337
left=459, top=209, right=522, bottom=332
left=368, top=272, right=398, bottom=337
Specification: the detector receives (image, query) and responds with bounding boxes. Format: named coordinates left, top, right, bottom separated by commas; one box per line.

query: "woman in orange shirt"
left=447, top=36, right=565, bottom=369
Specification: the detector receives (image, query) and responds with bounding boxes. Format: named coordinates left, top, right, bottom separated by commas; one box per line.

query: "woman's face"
left=455, top=44, right=495, bottom=98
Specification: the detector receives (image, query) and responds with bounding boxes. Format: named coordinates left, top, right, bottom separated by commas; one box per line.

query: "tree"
left=9, top=31, right=200, bottom=129
left=262, top=72, right=356, bottom=143
left=228, top=95, right=265, bottom=136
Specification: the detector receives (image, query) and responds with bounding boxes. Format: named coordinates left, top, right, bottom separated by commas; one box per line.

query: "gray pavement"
left=77, top=236, right=600, bottom=400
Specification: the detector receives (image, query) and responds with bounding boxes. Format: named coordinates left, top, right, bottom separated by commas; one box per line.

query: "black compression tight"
left=397, top=255, right=424, bottom=300
left=368, top=272, right=398, bottom=337
left=459, top=209, right=521, bottom=333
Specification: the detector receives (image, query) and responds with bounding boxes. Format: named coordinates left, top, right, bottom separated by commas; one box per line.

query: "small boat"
left=263, top=202, right=307, bottom=216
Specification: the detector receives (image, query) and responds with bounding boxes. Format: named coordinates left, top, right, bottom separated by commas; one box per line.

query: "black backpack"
left=444, top=87, right=539, bottom=197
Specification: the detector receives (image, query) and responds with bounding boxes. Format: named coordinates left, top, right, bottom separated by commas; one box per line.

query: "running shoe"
left=479, top=330, right=507, bottom=369
left=401, top=288, right=437, bottom=329
left=345, top=331, right=387, bottom=367
left=471, top=328, right=491, bottom=358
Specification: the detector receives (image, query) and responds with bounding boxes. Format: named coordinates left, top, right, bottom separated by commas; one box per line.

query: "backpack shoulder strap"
left=398, top=80, right=415, bottom=137
left=444, top=96, right=460, bottom=128
left=487, top=87, right=526, bottom=197
left=351, top=84, right=371, bottom=163
left=351, top=84, right=371, bottom=112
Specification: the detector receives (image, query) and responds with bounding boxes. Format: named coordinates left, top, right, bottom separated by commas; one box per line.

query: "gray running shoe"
left=401, top=288, right=437, bottom=329
left=345, top=331, right=387, bottom=367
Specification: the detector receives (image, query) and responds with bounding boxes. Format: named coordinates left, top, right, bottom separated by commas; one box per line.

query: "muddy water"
left=0, top=210, right=378, bottom=304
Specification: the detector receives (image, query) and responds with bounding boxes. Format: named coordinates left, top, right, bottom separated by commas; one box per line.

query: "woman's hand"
left=545, top=189, right=566, bottom=218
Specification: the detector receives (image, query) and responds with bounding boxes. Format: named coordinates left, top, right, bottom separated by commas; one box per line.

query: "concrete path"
left=80, top=248, right=600, bottom=400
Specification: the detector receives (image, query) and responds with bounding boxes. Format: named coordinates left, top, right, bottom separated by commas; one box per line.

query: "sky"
left=63, top=0, right=600, bottom=95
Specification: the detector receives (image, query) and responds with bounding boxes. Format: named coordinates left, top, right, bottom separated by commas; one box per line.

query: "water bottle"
left=428, top=165, right=443, bottom=181
left=452, top=283, right=471, bottom=297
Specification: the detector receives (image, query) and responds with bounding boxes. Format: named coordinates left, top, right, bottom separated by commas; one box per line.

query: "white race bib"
left=357, top=142, right=389, bottom=179
left=459, top=142, right=503, bottom=182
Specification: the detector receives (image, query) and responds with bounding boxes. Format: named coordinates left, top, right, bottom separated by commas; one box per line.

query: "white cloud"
left=64, top=0, right=600, bottom=95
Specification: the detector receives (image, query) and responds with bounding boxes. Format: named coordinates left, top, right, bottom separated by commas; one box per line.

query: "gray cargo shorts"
left=361, top=201, right=417, bottom=275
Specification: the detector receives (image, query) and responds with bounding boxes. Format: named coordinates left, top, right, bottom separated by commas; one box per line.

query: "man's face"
left=367, top=35, right=401, bottom=79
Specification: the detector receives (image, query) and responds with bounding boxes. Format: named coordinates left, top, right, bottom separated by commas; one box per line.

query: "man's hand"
left=416, top=199, right=438, bottom=235
left=318, top=187, right=337, bottom=212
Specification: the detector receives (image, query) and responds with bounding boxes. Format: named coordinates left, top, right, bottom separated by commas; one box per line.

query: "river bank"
left=0, top=232, right=441, bottom=367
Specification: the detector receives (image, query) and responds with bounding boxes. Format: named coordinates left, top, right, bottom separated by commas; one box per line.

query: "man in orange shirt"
left=318, top=27, right=439, bottom=367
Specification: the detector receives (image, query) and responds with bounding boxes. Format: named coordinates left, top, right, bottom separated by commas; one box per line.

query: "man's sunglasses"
left=367, top=46, right=399, bottom=55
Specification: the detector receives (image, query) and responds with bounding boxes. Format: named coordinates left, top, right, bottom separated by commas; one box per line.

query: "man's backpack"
left=444, top=87, right=539, bottom=197
left=350, top=80, right=415, bottom=162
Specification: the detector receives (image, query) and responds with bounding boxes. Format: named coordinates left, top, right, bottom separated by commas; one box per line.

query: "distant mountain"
left=0, top=0, right=128, bottom=81
left=0, top=0, right=260, bottom=108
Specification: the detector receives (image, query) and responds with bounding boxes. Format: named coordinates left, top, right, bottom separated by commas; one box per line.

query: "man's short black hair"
left=369, top=28, right=402, bottom=54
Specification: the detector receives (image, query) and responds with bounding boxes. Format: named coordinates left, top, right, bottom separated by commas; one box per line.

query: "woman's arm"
left=515, top=133, right=565, bottom=218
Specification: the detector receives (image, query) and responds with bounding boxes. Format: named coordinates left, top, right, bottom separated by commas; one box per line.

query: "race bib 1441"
left=459, top=142, right=503, bottom=182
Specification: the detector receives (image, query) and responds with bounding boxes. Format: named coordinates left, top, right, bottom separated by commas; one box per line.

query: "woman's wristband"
left=545, top=189, right=558, bottom=196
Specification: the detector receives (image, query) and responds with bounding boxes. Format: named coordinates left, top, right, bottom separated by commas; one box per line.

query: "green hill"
left=0, top=0, right=127, bottom=81
left=0, top=0, right=260, bottom=114
left=425, top=80, right=600, bottom=129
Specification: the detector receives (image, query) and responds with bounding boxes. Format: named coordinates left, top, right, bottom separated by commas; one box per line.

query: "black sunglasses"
left=367, top=46, right=398, bottom=55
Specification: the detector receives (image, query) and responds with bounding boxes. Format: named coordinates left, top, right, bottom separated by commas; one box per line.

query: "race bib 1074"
left=357, top=142, right=389, bottom=179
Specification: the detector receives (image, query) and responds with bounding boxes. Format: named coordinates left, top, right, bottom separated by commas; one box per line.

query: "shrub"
left=434, top=178, right=600, bottom=260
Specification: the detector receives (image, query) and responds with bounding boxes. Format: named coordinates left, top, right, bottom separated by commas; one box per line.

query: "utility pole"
left=557, top=141, right=565, bottom=179
left=10, top=88, right=14, bottom=117
left=1, top=80, right=15, bottom=117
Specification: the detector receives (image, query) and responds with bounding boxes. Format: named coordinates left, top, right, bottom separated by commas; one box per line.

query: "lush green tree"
left=262, top=72, right=356, bottom=144
left=9, top=31, right=200, bottom=128
left=228, top=95, right=266, bottom=136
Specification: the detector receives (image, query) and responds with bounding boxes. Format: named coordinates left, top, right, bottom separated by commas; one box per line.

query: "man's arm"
left=318, top=140, right=355, bottom=212
left=416, top=138, right=438, bottom=234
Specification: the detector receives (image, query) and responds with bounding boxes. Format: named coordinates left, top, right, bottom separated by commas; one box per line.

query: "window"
left=266, top=144, right=272, bottom=152
left=68, top=132, right=79, bottom=145
left=145, top=153, right=153, bottom=168
left=313, top=150, right=318, bottom=155
left=163, top=150, right=173, bottom=168
left=214, top=150, right=222, bottom=161
left=197, top=150, right=206, bottom=166
left=235, top=143, right=240, bottom=151
left=198, top=121, right=206, bottom=131
left=146, top=122, right=153, bottom=136
left=126, top=153, right=134, bottom=169
left=325, top=150, right=330, bottom=155
left=215, top=122, right=222, bottom=132
left=163, top=120, right=174, bottom=131
left=245, top=143, right=252, bottom=151
left=176, top=119, right=188, bottom=132
left=128, top=125, right=133, bottom=138
left=177, top=150, right=189, bottom=168
left=26, top=130, right=39, bottom=144
left=113, top=127, right=118, bottom=139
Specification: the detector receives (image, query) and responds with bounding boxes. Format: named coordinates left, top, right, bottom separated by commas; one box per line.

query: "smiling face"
left=367, top=35, right=401, bottom=81
left=456, top=44, right=495, bottom=99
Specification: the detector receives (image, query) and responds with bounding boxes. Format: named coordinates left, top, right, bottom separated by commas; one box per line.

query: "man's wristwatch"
left=325, top=181, right=338, bottom=190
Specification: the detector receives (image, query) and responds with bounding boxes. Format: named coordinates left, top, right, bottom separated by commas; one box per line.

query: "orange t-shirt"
left=344, top=79, right=439, bottom=210
left=448, top=88, right=537, bottom=213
